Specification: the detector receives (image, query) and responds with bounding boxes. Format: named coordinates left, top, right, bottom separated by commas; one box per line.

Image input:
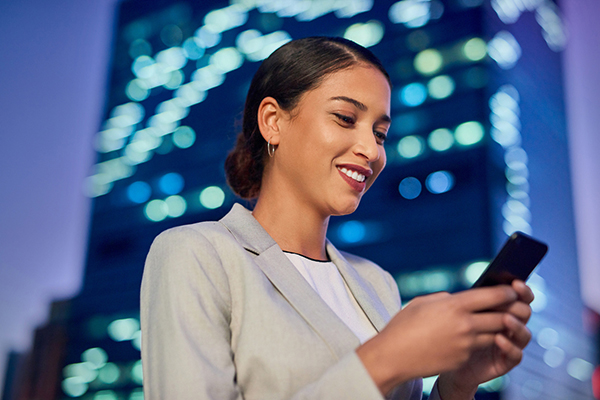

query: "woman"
left=141, top=36, right=533, bottom=400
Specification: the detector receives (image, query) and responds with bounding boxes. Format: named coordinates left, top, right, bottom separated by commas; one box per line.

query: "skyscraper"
left=32, top=1, right=595, bottom=399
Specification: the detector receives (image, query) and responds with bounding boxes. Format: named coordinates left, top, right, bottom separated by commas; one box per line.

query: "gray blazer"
left=141, top=203, right=442, bottom=400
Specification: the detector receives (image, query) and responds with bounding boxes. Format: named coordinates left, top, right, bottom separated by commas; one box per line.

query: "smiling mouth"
left=338, top=167, right=366, bottom=183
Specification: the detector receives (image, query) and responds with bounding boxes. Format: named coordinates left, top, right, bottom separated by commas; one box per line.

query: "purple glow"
left=0, top=0, right=117, bottom=390
left=563, top=0, right=600, bottom=314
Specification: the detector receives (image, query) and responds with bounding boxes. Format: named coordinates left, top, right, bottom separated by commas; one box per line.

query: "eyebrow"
left=329, top=95, right=391, bottom=123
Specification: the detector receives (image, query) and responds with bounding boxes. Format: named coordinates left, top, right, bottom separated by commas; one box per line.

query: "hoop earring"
left=267, top=138, right=276, bottom=157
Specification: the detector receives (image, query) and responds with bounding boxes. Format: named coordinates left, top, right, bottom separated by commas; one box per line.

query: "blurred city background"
left=1, top=0, right=599, bottom=399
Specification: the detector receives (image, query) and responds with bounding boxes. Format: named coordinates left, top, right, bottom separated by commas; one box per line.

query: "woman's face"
left=274, top=64, right=391, bottom=217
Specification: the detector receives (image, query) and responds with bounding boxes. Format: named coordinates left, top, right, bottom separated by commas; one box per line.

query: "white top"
left=284, top=252, right=378, bottom=344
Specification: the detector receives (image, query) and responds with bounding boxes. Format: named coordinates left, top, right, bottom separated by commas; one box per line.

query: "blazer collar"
left=219, top=204, right=391, bottom=358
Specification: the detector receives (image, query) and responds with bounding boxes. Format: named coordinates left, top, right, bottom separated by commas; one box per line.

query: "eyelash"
left=334, top=113, right=387, bottom=144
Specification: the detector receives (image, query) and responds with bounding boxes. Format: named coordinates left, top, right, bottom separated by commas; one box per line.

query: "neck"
left=252, top=177, right=330, bottom=261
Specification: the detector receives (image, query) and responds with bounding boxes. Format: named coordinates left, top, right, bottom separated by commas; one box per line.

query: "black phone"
left=471, top=231, right=548, bottom=288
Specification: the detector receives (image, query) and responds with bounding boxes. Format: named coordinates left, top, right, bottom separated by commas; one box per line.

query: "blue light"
left=199, top=186, right=225, bottom=209
left=425, top=171, right=454, bottom=194
left=127, top=181, right=151, bottom=204
left=182, top=37, right=205, bottom=60
left=158, top=172, right=184, bottom=195
left=400, top=83, right=427, bottom=107
left=338, top=221, right=366, bottom=243
left=399, top=177, right=422, bottom=199
left=196, top=26, right=221, bottom=48
left=389, top=0, right=432, bottom=28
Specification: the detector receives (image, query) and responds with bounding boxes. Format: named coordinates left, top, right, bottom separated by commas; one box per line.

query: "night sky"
left=0, top=0, right=599, bottom=392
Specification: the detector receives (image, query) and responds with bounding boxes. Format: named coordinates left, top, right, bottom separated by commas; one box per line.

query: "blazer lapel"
left=219, top=204, right=360, bottom=359
left=326, top=241, right=391, bottom=332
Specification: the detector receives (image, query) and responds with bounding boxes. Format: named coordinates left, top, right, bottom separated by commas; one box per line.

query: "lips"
left=337, top=165, right=372, bottom=192
left=339, top=167, right=366, bottom=182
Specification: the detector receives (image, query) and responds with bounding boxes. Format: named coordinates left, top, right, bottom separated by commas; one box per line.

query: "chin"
left=328, top=197, right=362, bottom=217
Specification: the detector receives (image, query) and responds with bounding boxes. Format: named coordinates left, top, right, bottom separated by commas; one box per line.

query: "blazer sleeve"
left=141, top=226, right=242, bottom=400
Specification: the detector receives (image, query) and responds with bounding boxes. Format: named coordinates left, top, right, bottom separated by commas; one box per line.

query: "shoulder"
left=149, top=220, right=238, bottom=255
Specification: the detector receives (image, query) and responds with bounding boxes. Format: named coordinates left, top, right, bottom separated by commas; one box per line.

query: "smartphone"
left=471, top=232, right=548, bottom=288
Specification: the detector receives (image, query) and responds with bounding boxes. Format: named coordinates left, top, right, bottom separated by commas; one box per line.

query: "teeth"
left=338, top=167, right=366, bottom=183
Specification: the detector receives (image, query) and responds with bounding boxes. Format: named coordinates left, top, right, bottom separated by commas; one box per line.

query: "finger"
left=470, top=313, right=508, bottom=333
left=506, top=301, right=532, bottom=324
left=472, top=332, right=497, bottom=348
left=495, top=333, right=524, bottom=366
left=512, top=280, right=535, bottom=304
left=503, top=314, right=532, bottom=348
left=491, top=301, right=532, bottom=324
left=456, top=286, right=518, bottom=312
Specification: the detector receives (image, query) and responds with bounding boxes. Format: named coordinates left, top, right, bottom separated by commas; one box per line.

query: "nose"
left=353, top=129, right=381, bottom=162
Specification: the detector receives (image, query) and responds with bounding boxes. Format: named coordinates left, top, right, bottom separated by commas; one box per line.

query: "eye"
left=333, top=113, right=355, bottom=125
left=374, top=130, right=387, bottom=144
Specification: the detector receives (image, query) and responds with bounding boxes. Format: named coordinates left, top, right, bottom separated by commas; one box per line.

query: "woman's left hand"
left=437, top=280, right=535, bottom=400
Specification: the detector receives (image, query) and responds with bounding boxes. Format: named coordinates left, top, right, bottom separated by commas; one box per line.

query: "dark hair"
left=225, top=36, right=390, bottom=199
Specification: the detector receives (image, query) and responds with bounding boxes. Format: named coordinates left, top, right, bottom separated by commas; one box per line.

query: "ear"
left=257, top=96, right=283, bottom=146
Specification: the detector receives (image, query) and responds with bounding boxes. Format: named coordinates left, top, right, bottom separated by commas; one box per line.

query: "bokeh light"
left=338, top=220, right=366, bottom=244
left=344, top=20, right=385, bottom=48
left=488, top=31, right=521, bottom=69
left=462, top=37, right=487, bottom=61
left=158, top=172, right=184, bottom=195
left=144, top=199, right=169, bottom=222
left=414, top=49, right=443, bottom=75
left=399, top=177, right=422, bottom=199
left=454, top=121, right=484, bottom=145
left=425, top=170, right=455, bottom=194
left=165, top=195, right=187, bottom=217
left=200, top=186, right=225, bottom=209
left=389, top=0, right=432, bottom=28
left=397, top=135, right=425, bottom=158
left=427, top=75, right=455, bottom=99
left=427, top=128, right=454, bottom=151
left=98, top=363, right=120, bottom=384
left=400, top=83, right=428, bottom=107
left=172, top=126, right=196, bottom=149
left=108, top=318, right=140, bottom=341
left=62, top=377, right=88, bottom=397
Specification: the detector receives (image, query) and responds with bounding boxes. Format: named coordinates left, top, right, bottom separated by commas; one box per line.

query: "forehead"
left=302, top=65, right=391, bottom=110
